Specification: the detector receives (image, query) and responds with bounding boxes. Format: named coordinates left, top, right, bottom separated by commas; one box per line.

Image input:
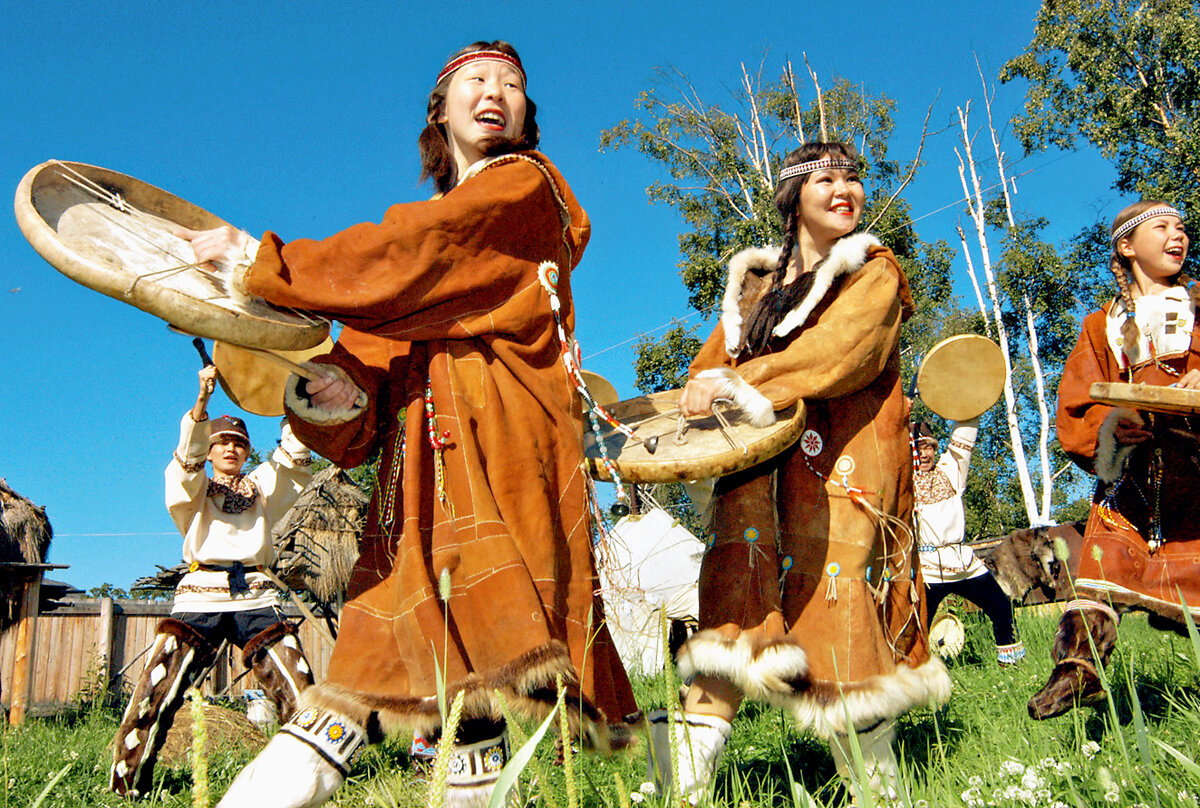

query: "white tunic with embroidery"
left=167, top=413, right=312, bottom=613
left=915, top=420, right=987, bottom=584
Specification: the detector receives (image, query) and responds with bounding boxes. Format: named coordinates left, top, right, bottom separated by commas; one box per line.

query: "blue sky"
left=1, top=1, right=1121, bottom=591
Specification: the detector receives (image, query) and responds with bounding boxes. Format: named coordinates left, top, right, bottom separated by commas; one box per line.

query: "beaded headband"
left=436, top=49, right=526, bottom=88
left=1110, top=205, right=1183, bottom=244
left=778, top=156, right=858, bottom=183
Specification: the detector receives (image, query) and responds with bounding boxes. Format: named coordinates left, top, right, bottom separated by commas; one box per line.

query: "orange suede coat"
left=242, top=153, right=636, bottom=741
left=1058, top=301, right=1200, bottom=623
left=676, top=234, right=950, bottom=737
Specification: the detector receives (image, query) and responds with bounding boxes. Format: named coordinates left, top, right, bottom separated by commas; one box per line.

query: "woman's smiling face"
left=439, top=59, right=527, bottom=173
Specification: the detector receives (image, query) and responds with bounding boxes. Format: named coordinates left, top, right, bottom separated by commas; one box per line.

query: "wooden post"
left=97, top=597, right=114, bottom=699
left=9, top=571, right=43, bottom=725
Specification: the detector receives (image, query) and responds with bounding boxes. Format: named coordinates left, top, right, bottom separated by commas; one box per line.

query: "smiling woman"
left=180, top=40, right=637, bottom=808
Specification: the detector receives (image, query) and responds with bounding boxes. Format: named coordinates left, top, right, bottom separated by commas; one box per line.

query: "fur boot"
left=217, top=705, right=366, bottom=807
left=1028, top=601, right=1118, bottom=720
left=647, top=709, right=732, bottom=804
left=243, top=621, right=314, bottom=724
left=110, top=619, right=215, bottom=797
left=443, top=732, right=509, bottom=808
left=829, top=722, right=899, bottom=805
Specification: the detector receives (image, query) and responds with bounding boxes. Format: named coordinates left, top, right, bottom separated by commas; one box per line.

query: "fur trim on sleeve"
left=693, top=367, right=775, bottom=427
left=772, top=232, right=882, bottom=339
left=722, top=246, right=784, bottom=356
left=1094, top=407, right=1142, bottom=483
left=285, top=365, right=368, bottom=426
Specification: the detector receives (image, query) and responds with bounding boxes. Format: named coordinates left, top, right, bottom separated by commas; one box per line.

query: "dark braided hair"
left=418, top=41, right=540, bottom=194
left=742, top=142, right=861, bottom=354
left=1109, top=200, right=1199, bottom=359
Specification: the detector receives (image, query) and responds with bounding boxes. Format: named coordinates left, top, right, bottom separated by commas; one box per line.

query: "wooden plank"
left=9, top=573, right=42, bottom=724
left=96, top=598, right=114, bottom=700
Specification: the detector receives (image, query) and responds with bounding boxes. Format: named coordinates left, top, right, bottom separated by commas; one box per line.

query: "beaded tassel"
left=536, top=261, right=633, bottom=507
left=378, top=409, right=407, bottom=534
left=425, top=381, right=454, bottom=518
left=1149, top=446, right=1164, bottom=552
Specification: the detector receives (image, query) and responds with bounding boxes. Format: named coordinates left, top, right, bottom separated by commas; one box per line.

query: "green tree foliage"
left=1001, top=0, right=1200, bottom=222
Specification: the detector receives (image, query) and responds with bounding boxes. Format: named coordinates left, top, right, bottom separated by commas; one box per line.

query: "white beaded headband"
left=778, top=156, right=858, bottom=183
left=436, top=50, right=526, bottom=88
left=1111, top=205, right=1183, bottom=244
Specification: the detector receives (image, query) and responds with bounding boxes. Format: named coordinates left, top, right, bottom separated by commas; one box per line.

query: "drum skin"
left=14, top=160, right=328, bottom=351
left=213, top=338, right=335, bottom=416
left=917, top=334, right=1006, bottom=421
left=584, top=388, right=805, bottom=483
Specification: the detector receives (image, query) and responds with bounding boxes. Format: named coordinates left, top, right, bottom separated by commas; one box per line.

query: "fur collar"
left=721, top=232, right=882, bottom=357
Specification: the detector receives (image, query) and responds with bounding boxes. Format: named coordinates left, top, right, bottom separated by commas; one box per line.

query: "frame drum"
left=917, top=335, right=1006, bottom=421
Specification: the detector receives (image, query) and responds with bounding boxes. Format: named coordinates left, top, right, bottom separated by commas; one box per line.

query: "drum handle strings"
left=49, top=160, right=327, bottom=328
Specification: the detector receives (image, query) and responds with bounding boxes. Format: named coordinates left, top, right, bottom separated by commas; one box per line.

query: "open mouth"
left=1166, top=246, right=1185, bottom=259
left=830, top=202, right=854, bottom=216
left=476, top=110, right=506, bottom=132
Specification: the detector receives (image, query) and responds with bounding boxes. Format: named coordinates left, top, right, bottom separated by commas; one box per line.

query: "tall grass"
left=7, top=606, right=1200, bottom=806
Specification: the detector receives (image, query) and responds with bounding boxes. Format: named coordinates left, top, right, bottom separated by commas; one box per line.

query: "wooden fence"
left=0, top=598, right=335, bottom=716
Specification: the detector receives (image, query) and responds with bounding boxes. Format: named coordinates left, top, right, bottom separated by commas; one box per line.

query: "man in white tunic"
left=110, top=366, right=315, bottom=797
left=914, top=418, right=1024, bottom=665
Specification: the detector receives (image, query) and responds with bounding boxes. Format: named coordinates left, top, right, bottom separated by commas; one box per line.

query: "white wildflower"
left=961, top=787, right=984, bottom=807
left=1021, top=769, right=1046, bottom=791
left=1038, top=756, right=1057, bottom=770
left=1104, top=790, right=1119, bottom=803
left=630, top=792, right=645, bottom=804
left=915, top=801, right=929, bottom=808
left=639, top=782, right=657, bottom=796
left=1000, top=759, right=1026, bottom=776
left=969, top=775, right=984, bottom=787
left=1055, top=761, right=1072, bottom=776
left=1081, top=740, right=1100, bottom=759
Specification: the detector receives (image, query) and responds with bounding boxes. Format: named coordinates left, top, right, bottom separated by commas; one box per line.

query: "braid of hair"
left=1178, top=272, right=1200, bottom=308
left=774, top=209, right=798, bottom=284
left=1111, top=255, right=1140, bottom=359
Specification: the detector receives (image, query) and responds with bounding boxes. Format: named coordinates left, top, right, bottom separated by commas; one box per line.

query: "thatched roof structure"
left=132, top=465, right=368, bottom=611
left=273, top=465, right=368, bottom=604
left=0, top=478, right=53, bottom=629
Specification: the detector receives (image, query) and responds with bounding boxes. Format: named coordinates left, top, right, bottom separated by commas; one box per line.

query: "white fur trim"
left=1094, top=407, right=1141, bottom=483
left=790, top=656, right=952, bottom=739
left=284, top=365, right=368, bottom=426
left=722, top=246, right=783, bottom=356
left=676, top=630, right=808, bottom=701
left=773, top=233, right=882, bottom=339
left=647, top=710, right=731, bottom=802
left=692, top=367, right=775, bottom=428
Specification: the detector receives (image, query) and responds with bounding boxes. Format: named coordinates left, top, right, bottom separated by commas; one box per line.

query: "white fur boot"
left=647, top=709, right=732, bottom=805
left=217, top=707, right=365, bottom=807
left=829, top=722, right=899, bottom=805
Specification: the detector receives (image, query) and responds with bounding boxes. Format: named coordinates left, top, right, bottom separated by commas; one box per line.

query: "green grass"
left=7, top=607, right=1200, bottom=806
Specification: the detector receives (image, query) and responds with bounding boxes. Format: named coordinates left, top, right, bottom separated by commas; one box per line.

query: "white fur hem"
left=676, top=630, right=808, bottom=702
left=693, top=368, right=775, bottom=428
left=722, top=246, right=783, bottom=356
left=284, top=365, right=368, bottom=426
left=1094, top=407, right=1141, bottom=483
left=789, top=656, right=952, bottom=739
left=773, top=233, right=881, bottom=338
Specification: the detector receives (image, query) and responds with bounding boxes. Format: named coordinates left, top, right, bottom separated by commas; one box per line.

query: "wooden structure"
left=0, top=597, right=334, bottom=717
left=0, top=562, right=66, bottom=724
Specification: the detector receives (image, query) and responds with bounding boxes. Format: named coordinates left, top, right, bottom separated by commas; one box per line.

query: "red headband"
left=436, top=50, right=526, bottom=88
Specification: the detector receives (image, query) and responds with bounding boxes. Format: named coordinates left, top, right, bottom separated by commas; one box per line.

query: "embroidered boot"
left=442, top=731, right=509, bottom=808
left=110, top=619, right=214, bottom=797
left=647, top=709, right=732, bottom=804
left=243, top=621, right=315, bottom=724
left=216, top=705, right=366, bottom=807
left=1028, top=600, right=1118, bottom=720
left=996, top=640, right=1026, bottom=667
left=829, top=722, right=899, bottom=805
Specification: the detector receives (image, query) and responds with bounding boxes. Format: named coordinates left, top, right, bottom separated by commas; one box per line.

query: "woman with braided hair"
left=652, top=142, right=950, bottom=802
left=1028, top=201, right=1200, bottom=719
